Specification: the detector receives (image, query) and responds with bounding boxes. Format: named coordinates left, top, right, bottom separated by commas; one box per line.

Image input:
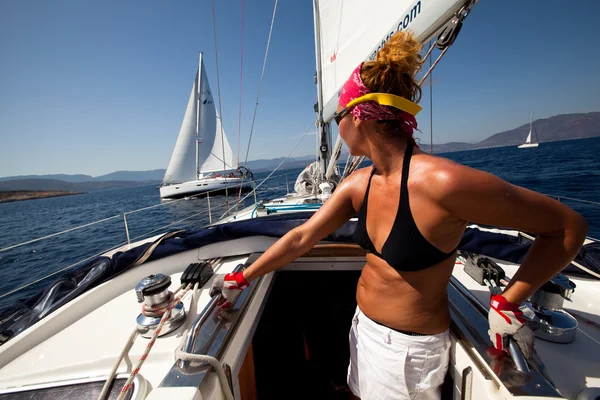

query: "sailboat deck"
left=0, top=233, right=598, bottom=399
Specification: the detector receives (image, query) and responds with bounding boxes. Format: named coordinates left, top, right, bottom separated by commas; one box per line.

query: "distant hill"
left=2, top=111, right=598, bottom=186
left=93, top=169, right=165, bottom=182
left=0, top=174, right=93, bottom=182
left=421, top=111, right=600, bottom=153
left=477, top=112, right=600, bottom=148
left=0, top=170, right=165, bottom=183
left=244, top=155, right=317, bottom=172
left=0, top=179, right=158, bottom=192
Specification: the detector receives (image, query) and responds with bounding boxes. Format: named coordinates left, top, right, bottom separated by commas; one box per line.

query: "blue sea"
left=1, top=137, right=599, bottom=311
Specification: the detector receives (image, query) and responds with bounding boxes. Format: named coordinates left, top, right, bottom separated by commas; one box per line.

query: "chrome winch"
left=522, top=273, right=578, bottom=343
left=135, top=273, right=186, bottom=338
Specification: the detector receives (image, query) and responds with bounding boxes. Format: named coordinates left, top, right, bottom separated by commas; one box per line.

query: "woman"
left=210, top=31, right=588, bottom=400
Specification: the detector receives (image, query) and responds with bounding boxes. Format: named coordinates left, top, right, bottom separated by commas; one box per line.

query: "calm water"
left=1, top=137, right=599, bottom=311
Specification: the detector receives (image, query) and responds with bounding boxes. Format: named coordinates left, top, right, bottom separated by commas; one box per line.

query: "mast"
left=196, top=52, right=203, bottom=180
left=313, top=0, right=330, bottom=181
left=527, top=112, right=533, bottom=144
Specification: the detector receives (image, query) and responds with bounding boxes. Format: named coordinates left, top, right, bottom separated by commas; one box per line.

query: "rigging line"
left=235, top=0, right=246, bottom=211
left=243, top=0, right=279, bottom=168
left=429, top=41, right=433, bottom=154
left=0, top=214, right=122, bottom=254
left=211, top=0, right=230, bottom=213
left=0, top=240, right=129, bottom=300
left=237, top=0, right=245, bottom=168
left=128, top=204, right=228, bottom=244
left=418, top=46, right=449, bottom=86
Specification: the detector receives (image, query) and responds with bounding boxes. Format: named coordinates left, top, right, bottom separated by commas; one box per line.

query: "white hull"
left=518, top=143, right=539, bottom=148
left=159, top=177, right=255, bottom=199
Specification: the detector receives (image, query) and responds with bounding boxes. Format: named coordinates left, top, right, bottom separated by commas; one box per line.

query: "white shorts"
left=347, top=306, right=450, bottom=400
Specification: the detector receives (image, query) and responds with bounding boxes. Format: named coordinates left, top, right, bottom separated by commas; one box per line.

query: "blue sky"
left=1, top=0, right=599, bottom=177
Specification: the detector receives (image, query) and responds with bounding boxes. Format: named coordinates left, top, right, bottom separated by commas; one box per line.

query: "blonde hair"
left=361, top=31, right=423, bottom=103
left=360, top=31, right=423, bottom=145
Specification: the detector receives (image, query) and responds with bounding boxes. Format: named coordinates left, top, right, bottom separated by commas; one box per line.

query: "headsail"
left=314, top=0, right=471, bottom=122
left=199, top=113, right=238, bottom=173
left=525, top=113, right=535, bottom=144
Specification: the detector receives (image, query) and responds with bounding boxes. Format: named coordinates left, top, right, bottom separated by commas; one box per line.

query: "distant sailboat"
left=518, top=113, right=540, bottom=148
left=160, top=53, right=254, bottom=199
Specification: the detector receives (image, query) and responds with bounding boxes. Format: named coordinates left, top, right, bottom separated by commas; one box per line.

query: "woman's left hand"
left=488, top=294, right=535, bottom=359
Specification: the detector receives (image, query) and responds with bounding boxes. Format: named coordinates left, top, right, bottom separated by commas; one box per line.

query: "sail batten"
left=315, top=0, right=470, bottom=122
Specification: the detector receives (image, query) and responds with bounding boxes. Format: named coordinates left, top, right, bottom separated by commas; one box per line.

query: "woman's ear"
left=353, top=117, right=373, bottom=132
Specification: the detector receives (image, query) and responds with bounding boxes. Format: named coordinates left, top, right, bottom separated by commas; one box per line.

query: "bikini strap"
left=400, top=143, right=414, bottom=211
left=358, top=166, right=377, bottom=219
left=401, top=143, right=413, bottom=189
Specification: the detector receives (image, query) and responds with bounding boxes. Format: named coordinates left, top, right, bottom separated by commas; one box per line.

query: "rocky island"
left=0, top=190, right=84, bottom=203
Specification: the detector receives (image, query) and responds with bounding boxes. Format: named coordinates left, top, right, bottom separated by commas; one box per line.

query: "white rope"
left=175, top=329, right=234, bottom=400
left=117, top=284, right=193, bottom=400
left=97, top=326, right=140, bottom=400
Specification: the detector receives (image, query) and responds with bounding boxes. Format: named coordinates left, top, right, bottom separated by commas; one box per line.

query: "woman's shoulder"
left=343, top=166, right=374, bottom=187
left=334, top=166, right=373, bottom=199
left=413, top=151, right=505, bottom=200
left=414, top=150, right=461, bottom=175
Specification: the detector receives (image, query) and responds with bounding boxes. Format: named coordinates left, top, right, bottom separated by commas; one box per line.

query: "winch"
left=522, top=273, right=578, bottom=344
left=135, top=273, right=186, bottom=338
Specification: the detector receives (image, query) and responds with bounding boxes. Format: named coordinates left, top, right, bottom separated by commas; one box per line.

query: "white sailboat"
left=517, top=113, right=540, bottom=148
left=1, top=2, right=600, bottom=400
left=159, top=53, right=255, bottom=199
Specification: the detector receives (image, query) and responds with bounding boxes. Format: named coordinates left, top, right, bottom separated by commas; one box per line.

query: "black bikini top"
left=352, top=143, right=456, bottom=271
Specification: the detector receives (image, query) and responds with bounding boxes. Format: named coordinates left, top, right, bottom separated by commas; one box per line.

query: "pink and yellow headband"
left=337, top=63, right=421, bottom=140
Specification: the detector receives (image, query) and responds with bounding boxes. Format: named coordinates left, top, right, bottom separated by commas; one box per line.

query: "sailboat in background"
left=159, top=53, right=254, bottom=199
left=518, top=113, right=540, bottom=148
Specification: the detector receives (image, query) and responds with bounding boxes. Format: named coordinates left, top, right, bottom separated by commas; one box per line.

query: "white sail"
left=526, top=113, right=535, bottom=144
left=315, top=0, right=469, bottom=122
left=195, top=59, right=219, bottom=174
left=162, top=71, right=199, bottom=185
left=525, top=129, right=533, bottom=144
left=199, top=113, right=238, bottom=173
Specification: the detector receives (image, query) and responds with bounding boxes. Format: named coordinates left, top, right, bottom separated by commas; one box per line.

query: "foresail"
left=199, top=113, right=238, bottom=173
left=162, top=70, right=199, bottom=185
left=315, top=0, right=469, bottom=122
left=525, top=129, right=533, bottom=144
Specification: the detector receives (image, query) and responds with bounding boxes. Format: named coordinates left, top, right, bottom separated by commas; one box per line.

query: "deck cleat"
left=135, top=273, right=186, bottom=338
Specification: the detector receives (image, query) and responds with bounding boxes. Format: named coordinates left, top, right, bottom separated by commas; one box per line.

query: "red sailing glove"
left=209, top=271, right=250, bottom=309
left=488, top=294, right=535, bottom=359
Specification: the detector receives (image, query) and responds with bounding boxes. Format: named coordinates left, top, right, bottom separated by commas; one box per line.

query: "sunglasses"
left=332, top=92, right=423, bottom=126
left=333, top=107, right=350, bottom=126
